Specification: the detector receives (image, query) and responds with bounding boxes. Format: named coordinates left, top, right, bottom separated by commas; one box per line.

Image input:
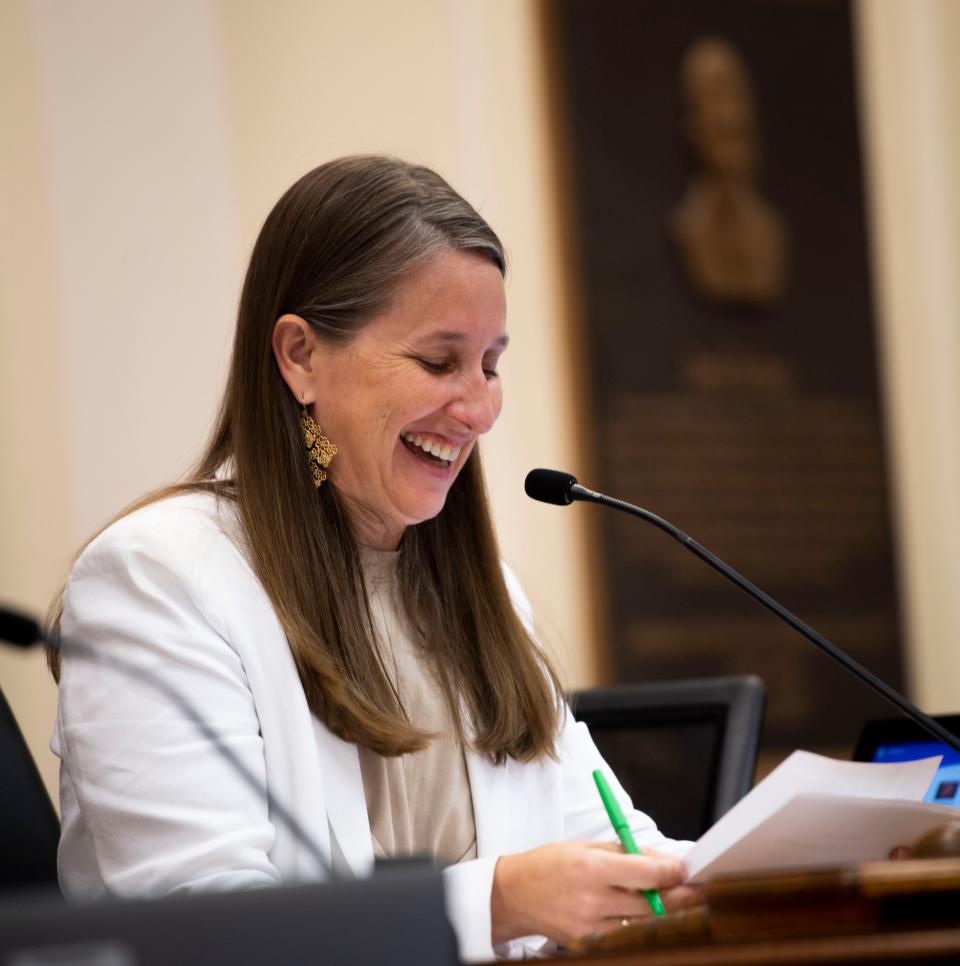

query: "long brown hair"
left=51, top=156, right=562, bottom=763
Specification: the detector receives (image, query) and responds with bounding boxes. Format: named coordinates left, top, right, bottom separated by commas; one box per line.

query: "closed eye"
left=417, top=356, right=500, bottom=380
left=482, top=350, right=503, bottom=381
left=417, top=358, right=453, bottom=375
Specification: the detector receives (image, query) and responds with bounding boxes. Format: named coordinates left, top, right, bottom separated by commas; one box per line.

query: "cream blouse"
left=356, top=548, right=478, bottom=865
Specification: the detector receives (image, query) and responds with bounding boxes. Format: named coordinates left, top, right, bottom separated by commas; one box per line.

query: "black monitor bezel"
left=853, top=714, right=960, bottom=764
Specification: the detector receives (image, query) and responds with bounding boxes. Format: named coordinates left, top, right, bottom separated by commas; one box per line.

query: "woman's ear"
left=272, top=314, right=319, bottom=403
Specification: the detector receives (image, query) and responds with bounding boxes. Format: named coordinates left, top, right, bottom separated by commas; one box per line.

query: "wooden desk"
left=567, top=859, right=960, bottom=965
left=571, top=926, right=960, bottom=965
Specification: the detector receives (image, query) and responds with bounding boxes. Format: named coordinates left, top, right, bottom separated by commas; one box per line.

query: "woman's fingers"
left=591, top=848, right=687, bottom=891
left=595, top=889, right=673, bottom=924
left=590, top=884, right=705, bottom=937
left=591, top=874, right=703, bottom=922
left=491, top=841, right=697, bottom=947
left=660, top=882, right=706, bottom=911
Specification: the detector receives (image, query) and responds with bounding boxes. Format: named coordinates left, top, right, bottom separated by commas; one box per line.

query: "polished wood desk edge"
left=552, top=858, right=960, bottom=964
left=559, top=925, right=960, bottom=966
left=705, top=858, right=960, bottom=902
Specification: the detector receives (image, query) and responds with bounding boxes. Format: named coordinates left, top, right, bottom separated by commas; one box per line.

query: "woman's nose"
left=448, top=373, right=500, bottom=435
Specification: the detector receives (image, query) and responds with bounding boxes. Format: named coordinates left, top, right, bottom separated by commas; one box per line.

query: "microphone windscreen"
left=0, top=607, right=41, bottom=648
left=524, top=468, right=579, bottom=506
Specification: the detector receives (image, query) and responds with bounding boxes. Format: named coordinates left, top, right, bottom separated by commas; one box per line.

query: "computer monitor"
left=0, top=866, right=456, bottom=966
left=0, top=687, right=60, bottom=891
left=853, top=714, right=960, bottom=807
left=571, top=676, right=766, bottom=841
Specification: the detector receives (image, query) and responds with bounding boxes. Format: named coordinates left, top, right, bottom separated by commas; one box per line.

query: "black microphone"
left=524, top=468, right=960, bottom=755
left=0, top=604, right=340, bottom=880
left=524, top=469, right=580, bottom=505
left=0, top=608, right=42, bottom=648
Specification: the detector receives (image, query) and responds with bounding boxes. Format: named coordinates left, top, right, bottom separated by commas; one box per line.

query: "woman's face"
left=309, top=249, right=507, bottom=549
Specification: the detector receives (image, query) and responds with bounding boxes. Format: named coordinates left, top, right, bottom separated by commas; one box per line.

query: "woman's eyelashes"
left=417, top=357, right=453, bottom=375
left=415, top=356, right=500, bottom=380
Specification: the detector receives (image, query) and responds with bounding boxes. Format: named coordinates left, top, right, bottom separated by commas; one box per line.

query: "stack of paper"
left=685, top=751, right=955, bottom=882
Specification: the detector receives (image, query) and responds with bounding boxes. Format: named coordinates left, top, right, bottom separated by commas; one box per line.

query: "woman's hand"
left=490, top=841, right=703, bottom=946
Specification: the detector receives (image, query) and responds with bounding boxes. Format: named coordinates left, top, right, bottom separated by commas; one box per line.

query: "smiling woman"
left=272, top=249, right=507, bottom=550
left=47, top=156, right=696, bottom=961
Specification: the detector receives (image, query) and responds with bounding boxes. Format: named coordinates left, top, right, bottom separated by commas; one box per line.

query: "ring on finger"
left=620, top=917, right=631, bottom=928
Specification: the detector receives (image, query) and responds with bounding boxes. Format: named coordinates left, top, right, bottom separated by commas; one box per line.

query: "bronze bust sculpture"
left=669, top=37, right=790, bottom=307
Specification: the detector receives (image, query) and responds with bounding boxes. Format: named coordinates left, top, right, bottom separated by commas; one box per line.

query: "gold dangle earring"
left=300, top=403, right=337, bottom=488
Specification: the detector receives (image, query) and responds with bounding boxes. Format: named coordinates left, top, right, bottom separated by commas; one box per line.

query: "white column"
left=856, top=0, right=960, bottom=711
left=33, top=0, right=240, bottom=541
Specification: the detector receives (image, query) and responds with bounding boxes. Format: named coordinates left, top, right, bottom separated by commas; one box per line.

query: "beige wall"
left=211, top=0, right=598, bottom=682
left=0, top=0, right=596, bottom=804
left=1, top=0, right=958, bottom=808
left=856, top=0, right=960, bottom=713
left=0, top=0, right=75, bottom=808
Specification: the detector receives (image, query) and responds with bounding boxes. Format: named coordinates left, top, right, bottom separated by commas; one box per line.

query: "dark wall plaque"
left=548, top=0, right=903, bottom=752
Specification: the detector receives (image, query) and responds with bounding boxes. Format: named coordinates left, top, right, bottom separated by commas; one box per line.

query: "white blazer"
left=53, top=493, right=682, bottom=962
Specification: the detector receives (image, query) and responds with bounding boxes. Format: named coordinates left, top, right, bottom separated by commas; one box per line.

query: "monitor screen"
left=854, top=715, right=960, bottom=808
left=869, top=741, right=960, bottom=806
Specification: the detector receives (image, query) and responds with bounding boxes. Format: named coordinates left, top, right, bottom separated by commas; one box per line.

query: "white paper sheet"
left=690, top=793, right=959, bottom=881
left=684, top=751, right=942, bottom=882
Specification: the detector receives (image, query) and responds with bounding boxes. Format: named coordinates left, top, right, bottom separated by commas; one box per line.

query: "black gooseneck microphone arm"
left=0, top=607, right=341, bottom=880
left=524, top=468, right=960, bottom=756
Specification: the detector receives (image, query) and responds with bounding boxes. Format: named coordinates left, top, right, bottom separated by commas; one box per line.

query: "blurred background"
left=1, top=0, right=959, bottom=805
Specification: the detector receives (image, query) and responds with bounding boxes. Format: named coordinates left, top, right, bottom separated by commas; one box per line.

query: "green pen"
left=592, top=769, right=666, bottom=918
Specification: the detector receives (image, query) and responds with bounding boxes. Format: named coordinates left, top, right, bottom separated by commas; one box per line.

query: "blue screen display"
left=871, top=741, right=960, bottom=806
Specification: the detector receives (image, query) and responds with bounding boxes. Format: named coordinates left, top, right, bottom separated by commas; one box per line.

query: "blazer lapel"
left=467, top=748, right=513, bottom=857
left=312, top=720, right=375, bottom=876
left=467, top=741, right=567, bottom=860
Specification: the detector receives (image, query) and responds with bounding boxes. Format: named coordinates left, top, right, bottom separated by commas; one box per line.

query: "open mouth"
left=401, top=432, right=461, bottom=469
